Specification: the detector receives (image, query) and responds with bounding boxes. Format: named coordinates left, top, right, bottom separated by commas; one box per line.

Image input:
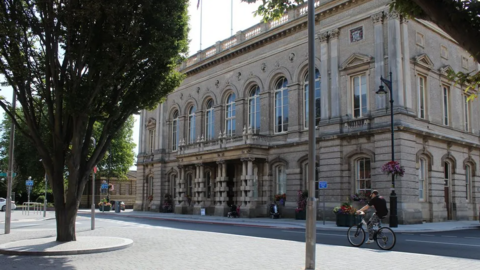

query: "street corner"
left=0, top=236, right=133, bottom=256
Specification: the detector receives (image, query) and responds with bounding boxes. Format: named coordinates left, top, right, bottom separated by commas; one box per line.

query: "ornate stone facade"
left=136, top=0, right=480, bottom=223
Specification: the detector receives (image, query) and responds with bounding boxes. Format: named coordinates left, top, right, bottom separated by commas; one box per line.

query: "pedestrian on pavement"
left=356, top=190, right=388, bottom=244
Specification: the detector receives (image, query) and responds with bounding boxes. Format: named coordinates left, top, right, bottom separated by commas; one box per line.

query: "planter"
left=295, top=210, right=306, bottom=220
left=335, top=214, right=361, bottom=227
left=100, top=205, right=111, bottom=211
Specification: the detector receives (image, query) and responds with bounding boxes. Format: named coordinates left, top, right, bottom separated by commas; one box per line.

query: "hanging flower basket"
left=381, top=161, right=405, bottom=177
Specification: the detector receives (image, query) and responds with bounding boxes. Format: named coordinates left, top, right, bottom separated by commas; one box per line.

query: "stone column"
left=214, top=105, right=222, bottom=141
left=329, top=29, right=340, bottom=119
left=235, top=99, right=245, bottom=138
left=372, top=12, right=386, bottom=110
left=174, top=165, right=187, bottom=214
left=214, top=160, right=229, bottom=216
left=401, top=17, right=413, bottom=110
left=387, top=11, right=405, bottom=107
left=287, top=82, right=301, bottom=136
left=319, top=31, right=329, bottom=120
left=139, top=110, right=145, bottom=153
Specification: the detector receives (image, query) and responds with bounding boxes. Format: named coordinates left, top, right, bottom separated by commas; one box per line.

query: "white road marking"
left=282, top=231, right=344, bottom=237
left=440, top=235, right=457, bottom=238
left=419, top=234, right=435, bottom=237
left=406, top=239, right=480, bottom=248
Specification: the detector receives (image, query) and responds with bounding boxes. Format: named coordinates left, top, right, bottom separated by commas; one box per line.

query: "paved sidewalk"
left=78, top=209, right=480, bottom=233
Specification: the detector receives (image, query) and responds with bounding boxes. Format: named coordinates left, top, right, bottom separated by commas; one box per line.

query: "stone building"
left=81, top=170, right=137, bottom=209
left=135, top=0, right=480, bottom=224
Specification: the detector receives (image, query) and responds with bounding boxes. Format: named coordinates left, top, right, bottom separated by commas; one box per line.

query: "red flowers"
left=381, top=161, right=405, bottom=177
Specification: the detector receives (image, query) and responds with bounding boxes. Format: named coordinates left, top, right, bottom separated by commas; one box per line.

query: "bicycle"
left=347, top=211, right=396, bottom=250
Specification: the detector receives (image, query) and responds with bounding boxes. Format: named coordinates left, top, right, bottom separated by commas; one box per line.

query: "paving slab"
left=0, top=236, right=133, bottom=256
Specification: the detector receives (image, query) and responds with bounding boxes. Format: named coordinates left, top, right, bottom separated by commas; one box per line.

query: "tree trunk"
left=55, top=203, right=78, bottom=241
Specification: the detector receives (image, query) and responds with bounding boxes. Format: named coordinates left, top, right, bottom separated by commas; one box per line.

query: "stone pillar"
left=287, top=83, right=301, bottom=136
left=139, top=110, right=146, bottom=153
left=193, top=164, right=205, bottom=214
left=329, top=29, right=340, bottom=119
left=235, top=99, right=245, bottom=138
left=372, top=12, right=386, bottom=110
left=214, top=160, right=229, bottom=216
left=319, top=31, right=329, bottom=120
left=401, top=17, right=413, bottom=110
left=387, top=11, right=404, bottom=107
left=174, top=165, right=188, bottom=214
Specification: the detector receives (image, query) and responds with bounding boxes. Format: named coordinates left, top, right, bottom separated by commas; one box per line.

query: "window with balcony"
left=205, top=99, right=215, bottom=140
left=352, top=74, right=367, bottom=118
left=225, top=93, right=236, bottom=137
left=188, top=105, right=196, bottom=144
left=248, top=86, right=260, bottom=133
left=172, top=110, right=179, bottom=151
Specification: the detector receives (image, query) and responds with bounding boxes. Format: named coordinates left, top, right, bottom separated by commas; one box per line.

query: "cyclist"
left=356, top=190, right=388, bottom=244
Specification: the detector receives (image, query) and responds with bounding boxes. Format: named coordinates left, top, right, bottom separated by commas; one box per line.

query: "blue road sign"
left=101, top=183, right=109, bottom=190
left=26, top=180, right=34, bottom=186
left=318, top=181, right=328, bottom=189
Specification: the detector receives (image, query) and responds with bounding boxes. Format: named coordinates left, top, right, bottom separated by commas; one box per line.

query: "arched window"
left=465, top=164, right=472, bottom=201
left=444, top=161, right=451, bottom=187
left=355, top=158, right=371, bottom=196
left=205, top=99, right=215, bottom=140
left=248, top=86, right=261, bottom=133
left=188, top=105, right=196, bottom=144
left=225, top=93, right=236, bottom=137
left=274, top=77, right=289, bottom=133
left=418, top=158, right=427, bottom=201
left=304, top=69, right=321, bottom=129
left=275, top=165, right=287, bottom=195
left=172, top=110, right=179, bottom=151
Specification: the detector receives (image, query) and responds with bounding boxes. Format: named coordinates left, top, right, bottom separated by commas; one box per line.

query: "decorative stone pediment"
left=340, top=53, right=372, bottom=70
left=439, top=65, right=454, bottom=76
left=146, top=117, right=156, bottom=129
left=414, top=53, right=434, bottom=70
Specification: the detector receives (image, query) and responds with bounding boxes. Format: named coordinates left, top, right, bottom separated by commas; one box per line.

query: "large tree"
left=0, top=0, right=188, bottom=241
left=242, top=0, right=480, bottom=92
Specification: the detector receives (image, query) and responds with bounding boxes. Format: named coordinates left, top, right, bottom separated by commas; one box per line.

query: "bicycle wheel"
left=375, top=227, right=396, bottom=250
left=347, top=225, right=365, bottom=247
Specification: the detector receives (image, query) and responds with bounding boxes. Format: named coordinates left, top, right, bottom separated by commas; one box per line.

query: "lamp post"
left=91, top=137, right=96, bottom=230
left=376, top=72, right=398, bottom=228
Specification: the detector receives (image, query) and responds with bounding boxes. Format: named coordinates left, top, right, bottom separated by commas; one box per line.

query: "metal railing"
left=22, top=202, right=43, bottom=215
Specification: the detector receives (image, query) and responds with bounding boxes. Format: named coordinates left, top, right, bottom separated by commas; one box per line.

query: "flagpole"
left=200, top=0, right=203, bottom=50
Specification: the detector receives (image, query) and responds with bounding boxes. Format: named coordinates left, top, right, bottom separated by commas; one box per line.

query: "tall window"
left=304, top=69, right=321, bottom=128
left=355, top=158, right=371, bottom=196
left=464, top=95, right=471, bottom=131
left=205, top=99, right=215, bottom=140
left=418, top=75, right=426, bottom=119
left=248, top=86, right=261, bottom=133
left=187, top=174, right=193, bottom=197
left=148, top=129, right=155, bottom=153
left=274, top=77, right=289, bottom=133
left=444, top=162, right=451, bottom=187
left=171, top=174, right=177, bottom=198
left=225, top=93, right=236, bottom=137
left=418, top=158, right=426, bottom=200
left=172, top=110, right=179, bottom=151
left=188, top=105, right=196, bottom=144
left=465, top=165, right=471, bottom=200
left=275, top=165, right=287, bottom=195
left=352, top=74, right=367, bottom=118
left=443, top=86, right=450, bottom=126
left=205, top=171, right=212, bottom=198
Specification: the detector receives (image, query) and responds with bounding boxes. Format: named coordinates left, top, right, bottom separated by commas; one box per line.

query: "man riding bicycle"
left=356, top=190, right=388, bottom=244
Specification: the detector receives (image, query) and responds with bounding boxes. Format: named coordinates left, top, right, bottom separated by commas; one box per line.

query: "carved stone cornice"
left=387, top=11, right=400, bottom=20
left=318, top=32, right=329, bottom=43
left=329, top=29, right=340, bottom=39
left=371, top=12, right=384, bottom=24
left=400, top=16, right=408, bottom=24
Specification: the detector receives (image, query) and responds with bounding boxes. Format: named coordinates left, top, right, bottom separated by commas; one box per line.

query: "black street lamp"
left=376, top=72, right=398, bottom=228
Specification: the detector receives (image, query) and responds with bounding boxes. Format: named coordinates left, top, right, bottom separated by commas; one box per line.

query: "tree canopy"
left=0, top=0, right=189, bottom=241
